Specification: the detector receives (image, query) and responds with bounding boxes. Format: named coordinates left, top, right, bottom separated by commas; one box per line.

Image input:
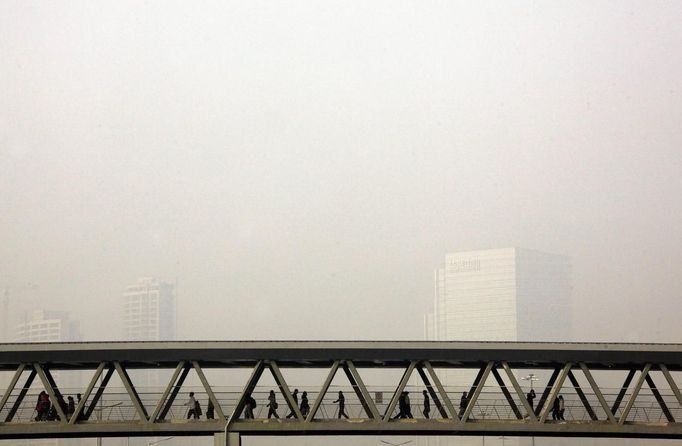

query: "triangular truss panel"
left=200, top=366, right=252, bottom=420
left=75, top=363, right=148, bottom=423
left=478, top=364, right=527, bottom=421
left=412, top=363, right=456, bottom=420
left=305, top=361, right=380, bottom=420
left=0, top=364, right=79, bottom=423
left=229, top=361, right=304, bottom=421
left=618, top=366, right=679, bottom=424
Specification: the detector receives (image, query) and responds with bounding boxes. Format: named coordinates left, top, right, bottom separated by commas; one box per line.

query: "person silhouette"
left=300, top=391, right=310, bottom=418
left=333, top=391, right=349, bottom=419
left=267, top=390, right=280, bottom=419
left=244, top=393, right=256, bottom=419
left=286, top=389, right=299, bottom=418
left=459, top=391, right=468, bottom=418
left=422, top=390, right=430, bottom=419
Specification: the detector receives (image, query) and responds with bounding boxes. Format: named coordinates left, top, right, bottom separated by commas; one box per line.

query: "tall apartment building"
left=428, top=247, right=572, bottom=342
left=122, top=277, right=175, bottom=395
left=123, top=277, right=175, bottom=342
left=15, top=310, right=81, bottom=343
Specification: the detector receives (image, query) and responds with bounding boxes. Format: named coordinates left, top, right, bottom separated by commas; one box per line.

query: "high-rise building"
left=123, top=277, right=175, bottom=342
left=429, top=247, right=572, bottom=342
left=422, top=248, right=572, bottom=446
left=15, top=309, right=81, bottom=343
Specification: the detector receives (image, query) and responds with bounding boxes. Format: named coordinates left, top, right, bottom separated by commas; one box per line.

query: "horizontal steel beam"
left=4, top=419, right=682, bottom=440
left=2, top=341, right=682, bottom=370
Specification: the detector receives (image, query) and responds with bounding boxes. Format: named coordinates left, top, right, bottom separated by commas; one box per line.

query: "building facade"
left=15, top=310, right=81, bottom=343
left=429, top=247, right=572, bottom=342
left=123, top=277, right=175, bottom=342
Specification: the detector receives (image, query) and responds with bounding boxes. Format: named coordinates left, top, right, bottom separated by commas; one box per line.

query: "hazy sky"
left=1, top=0, right=681, bottom=342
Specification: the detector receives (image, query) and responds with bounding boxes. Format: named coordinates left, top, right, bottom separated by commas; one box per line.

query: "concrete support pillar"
left=214, top=432, right=240, bottom=446
left=227, top=433, right=241, bottom=446
left=213, top=432, right=224, bottom=446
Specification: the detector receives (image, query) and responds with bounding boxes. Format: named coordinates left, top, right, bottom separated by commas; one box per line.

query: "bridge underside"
left=2, top=341, right=682, bottom=440
left=2, top=420, right=682, bottom=440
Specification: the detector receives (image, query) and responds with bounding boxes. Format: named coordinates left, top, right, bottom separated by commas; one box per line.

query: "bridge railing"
left=3, top=385, right=682, bottom=424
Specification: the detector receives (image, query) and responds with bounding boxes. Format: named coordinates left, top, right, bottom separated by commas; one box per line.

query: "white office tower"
left=123, top=277, right=176, bottom=342
left=422, top=248, right=572, bottom=446
left=431, top=247, right=571, bottom=342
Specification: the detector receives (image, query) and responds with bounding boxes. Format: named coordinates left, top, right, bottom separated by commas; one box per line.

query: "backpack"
left=195, top=401, right=202, bottom=416
left=248, top=397, right=257, bottom=408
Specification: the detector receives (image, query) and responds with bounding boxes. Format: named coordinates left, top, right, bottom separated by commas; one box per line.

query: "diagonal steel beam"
left=539, top=363, right=571, bottom=423
left=618, top=364, right=651, bottom=425
left=0, top=364, right=26, bottom=414
left=423, top=361, right=458, bottom=420
left=566, top=369, right=597, bottom=421
left=34, top=364, right=67, bottom=424
left=114, top=362, right=149, bottom=421
left=534, top=367, right=560, bottom=417
left=461, top=362, right=493, bottom=423
left=501, top=361, right=537, bottom=422
left=417, top=363, right=451, bottom=419
left=491, top=366, right=522, bottom=419
left=645, top=373, right=674, bottom=422
left=268, top=361, right=303, bottom=420
left=579, top=362, right=617, bottom=423
left=611, top=369, right=636, bottom=416
left=69, top=362, right=105, bottom=424
left=84, top=365, right=115, bottom=420
left=659, top=364, right=682, bottom=410
left=343, top=361, right=380, bottom=419
left=307, top=361, right=340, bottom=422
left=229, top=360, right=265, bottom=423
left=383, top=361, right=417, bottom=421
left=193, top=361, right=226, bottom=421
left=158, top=362, right=191, bottom=421
left=149, top=361, right=186, bottom=423
left=4, top=367, right=35, bottom=422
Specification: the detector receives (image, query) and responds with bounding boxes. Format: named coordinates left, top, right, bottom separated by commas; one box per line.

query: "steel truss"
left=1, top=341, right=682, bottom=442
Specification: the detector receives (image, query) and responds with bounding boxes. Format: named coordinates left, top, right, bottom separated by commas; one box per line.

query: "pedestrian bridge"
left=2, top=341, right=682, bottom=445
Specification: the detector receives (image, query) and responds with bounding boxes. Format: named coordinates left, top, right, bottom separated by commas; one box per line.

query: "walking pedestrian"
left=526, top=389, right=536, bottom=414
left=334, top=391, right=349, bottom=419
left=35, top=391, right=49, bottom=421
left=422, top=390, right=430, bottom=419
left=558, top=395, right=565, bottom=421
left=393, top=392, right=406, bottom=419
left=206, top=399, right=215, bottom=419
left=403, top=392, right=413, bottom=418
left=244, top=394, right=256, bottom=419
left=459, top=392, right=468, bottom=418
left=267, top=390, right=280, bottom=419
left=185, top=392, right=198, bottom=419
left=552, top=396, right=560, bottom=420
left=67, top=396, right=75, bottom=420
left=286, top=389, right=299, bottom=418
left=300, top=391, right=310, bottom=418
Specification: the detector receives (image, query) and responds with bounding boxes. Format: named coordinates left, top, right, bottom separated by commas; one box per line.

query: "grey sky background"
left=1, top=1, right=681, bottom=342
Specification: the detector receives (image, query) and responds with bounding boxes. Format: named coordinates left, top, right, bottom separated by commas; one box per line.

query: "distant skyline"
left=2, top=1, right=681, bottom=346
